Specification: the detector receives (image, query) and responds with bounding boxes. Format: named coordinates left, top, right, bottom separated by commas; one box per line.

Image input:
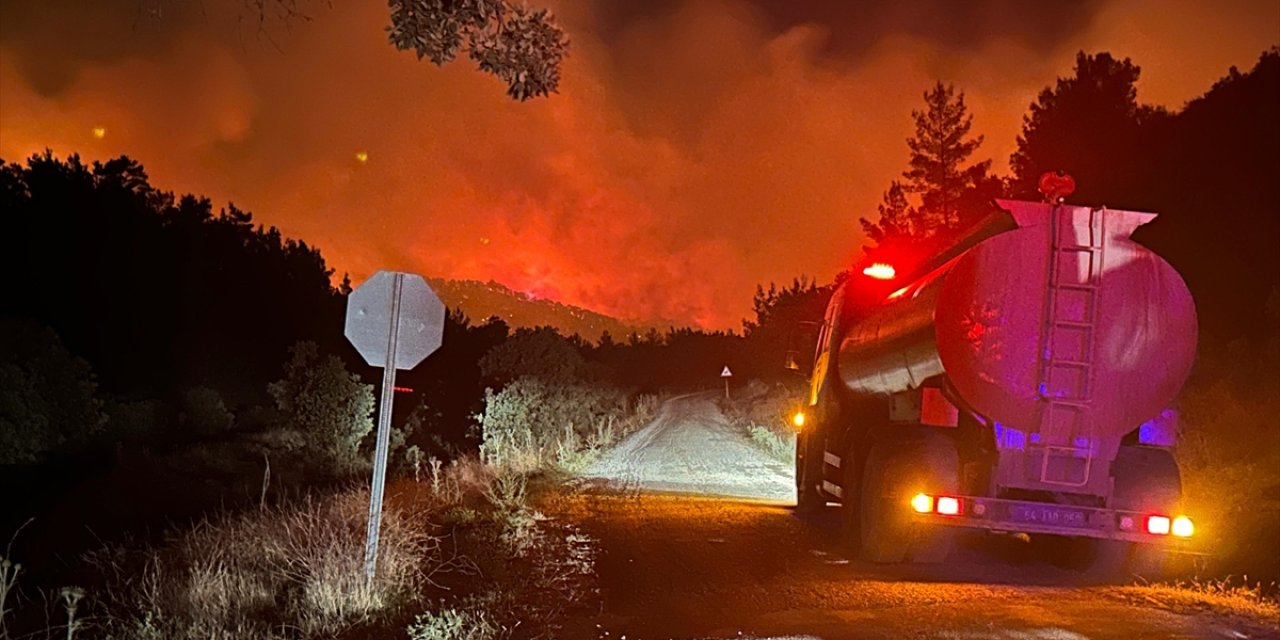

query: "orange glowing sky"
left=1, top=0, right=1276, bottom=328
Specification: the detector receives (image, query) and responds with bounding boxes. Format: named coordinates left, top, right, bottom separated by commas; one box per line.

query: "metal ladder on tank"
left=1034, top=205, right=1104, bottom=487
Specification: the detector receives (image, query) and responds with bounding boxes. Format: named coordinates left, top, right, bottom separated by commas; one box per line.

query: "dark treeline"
left=0, top=154, right=344, bottom=404
left=1011, top=50, right=1280, bottom=344
left=0, top=153, right=792, bottom=475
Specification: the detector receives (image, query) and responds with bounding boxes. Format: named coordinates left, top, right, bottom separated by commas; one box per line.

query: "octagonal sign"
left=344, top=271, right=445, bottom=370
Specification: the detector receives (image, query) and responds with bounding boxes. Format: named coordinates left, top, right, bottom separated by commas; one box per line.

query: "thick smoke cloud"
left=1, top=0, right=1275, bottom=328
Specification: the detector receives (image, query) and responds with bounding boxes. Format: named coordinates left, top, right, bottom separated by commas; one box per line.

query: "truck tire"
left=859, top=431, right=959, bottom=564
left=1087, top=446, right=1183, bottom=581
left=795, top=431, right=825, bottom=514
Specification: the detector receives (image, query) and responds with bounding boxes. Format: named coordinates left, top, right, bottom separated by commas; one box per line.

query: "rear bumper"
left=914, top=494, right=1191, bottom=545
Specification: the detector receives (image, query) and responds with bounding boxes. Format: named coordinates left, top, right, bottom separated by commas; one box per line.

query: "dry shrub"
left=721, top=379, right=802, bottom=463
left=71, top=453, right=597, bottom=638
left=90, top=487, right=439, bottom=639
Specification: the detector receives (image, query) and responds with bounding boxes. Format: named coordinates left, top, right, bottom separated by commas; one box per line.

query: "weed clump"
left=721, top=379, right=802, bottom=464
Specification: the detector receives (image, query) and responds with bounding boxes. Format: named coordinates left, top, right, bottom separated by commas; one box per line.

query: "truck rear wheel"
left=795, top=431, right=825, bottom=514
left=859, top=431, right=959, bottom=564
left=1086, top=446, right=1183, bottom=581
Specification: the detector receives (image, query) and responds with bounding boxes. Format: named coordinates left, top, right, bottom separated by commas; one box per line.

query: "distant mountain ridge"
left=426, top=278, right=650, bottom=341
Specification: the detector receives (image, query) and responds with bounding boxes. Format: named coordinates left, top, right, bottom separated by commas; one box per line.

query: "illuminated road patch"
left=578, top=394, right=795, bottom=502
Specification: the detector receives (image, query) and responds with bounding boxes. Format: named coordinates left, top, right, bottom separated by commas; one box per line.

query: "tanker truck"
left=795, top=197, right=1198, bottom=578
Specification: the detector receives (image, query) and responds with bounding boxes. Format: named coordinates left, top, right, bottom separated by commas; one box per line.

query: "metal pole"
left=724, top=377, right=730, bottom=400
left=364, top=273, right=403, bottom=587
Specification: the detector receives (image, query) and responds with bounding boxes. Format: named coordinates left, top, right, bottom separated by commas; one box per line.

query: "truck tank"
left=838, top=199, right=1197, bottom=456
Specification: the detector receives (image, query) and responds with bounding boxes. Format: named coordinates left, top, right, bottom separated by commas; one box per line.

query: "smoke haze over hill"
left=1, top=0, right=1275, bottom=328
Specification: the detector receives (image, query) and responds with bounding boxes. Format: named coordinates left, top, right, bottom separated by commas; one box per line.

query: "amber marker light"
left=791, top=411, right=806, bottom=429
left=911, top=493, right=933, bottom=513
left=92, top=126, right=106, bottom=139
left=862, top=263, right=896, bottom=280
left=355, top=151, right=369, bottom=164
left=1172, top=516, right=1194, bottom=538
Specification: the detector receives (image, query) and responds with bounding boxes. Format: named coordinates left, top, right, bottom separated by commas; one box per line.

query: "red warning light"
left=936, top=496, right=961, bottom=515
left=1146, top=515, right=1172, bottom=535
left=862, top=263, right=896, bottom=280
left=1038, top=171, right=1076, bottom=203
left=393, top=386, right=414, bottom=393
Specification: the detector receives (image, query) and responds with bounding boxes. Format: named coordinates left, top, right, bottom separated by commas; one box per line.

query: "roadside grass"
left=1103, top=578, right=1280, bottom=625
left=721, top=380, right=803, bottom=464
left=80, top=485, right=438, bottom=639
left=3, top=454, right=600, bottom=640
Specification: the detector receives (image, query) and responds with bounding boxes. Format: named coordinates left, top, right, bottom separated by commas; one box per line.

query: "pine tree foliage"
left=904, top=83, right=990, bottom=231
left=860, top=83, right=1002, bottom=264
left=1009, top=52, right=1166, bottom=202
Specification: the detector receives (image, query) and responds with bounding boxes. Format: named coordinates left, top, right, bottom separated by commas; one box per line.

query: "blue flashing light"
left=1138, top=409, right=1178, bottom=447
left=994, top=422, right=1027, bottom=451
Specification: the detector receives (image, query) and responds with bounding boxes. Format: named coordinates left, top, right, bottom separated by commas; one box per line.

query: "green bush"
left=478, top=377, right=627, bottom=472
left=267, top=341, right=375, bottom=475
left=0, top=317, right=105, bottom=464
left=182, top=386, right=235, bottom=436
left=748, top=424, right=796, bottom=464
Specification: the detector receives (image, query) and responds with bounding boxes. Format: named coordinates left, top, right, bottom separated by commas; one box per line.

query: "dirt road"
left=556, top=394, right=1278, bottom=639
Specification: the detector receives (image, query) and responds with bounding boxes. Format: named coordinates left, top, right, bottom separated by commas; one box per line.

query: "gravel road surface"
left=556, top=394, right=1279, bottom=639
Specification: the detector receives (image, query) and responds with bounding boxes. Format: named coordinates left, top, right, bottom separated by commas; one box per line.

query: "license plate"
left=1009, top=504, right=1088, bottom=528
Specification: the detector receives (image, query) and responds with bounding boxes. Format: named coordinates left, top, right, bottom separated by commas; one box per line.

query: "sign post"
left=721, top=366, right=733, bottom=400
left=344, top=271, right=444, bottom=587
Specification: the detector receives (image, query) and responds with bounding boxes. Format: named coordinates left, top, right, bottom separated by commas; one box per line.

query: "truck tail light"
left=1146, top=515, right=1171, bottom=535
left=911, top=493, right=962, bottom=516
left=936, top=496, right=961, bottom=515
left=1171, top=516, right=1194, bottom=538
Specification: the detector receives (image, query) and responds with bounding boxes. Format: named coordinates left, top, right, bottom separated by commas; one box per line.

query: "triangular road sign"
left=721, top=366, right=733, bottom=378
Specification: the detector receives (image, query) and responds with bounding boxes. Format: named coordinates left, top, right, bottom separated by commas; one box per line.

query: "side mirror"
left=784, top=350, right=808, bottom=373
left=785, top=352, right=800, bottom=371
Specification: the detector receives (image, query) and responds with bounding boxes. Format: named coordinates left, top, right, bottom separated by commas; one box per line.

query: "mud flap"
left=795, top=431, right=825, bottom=513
